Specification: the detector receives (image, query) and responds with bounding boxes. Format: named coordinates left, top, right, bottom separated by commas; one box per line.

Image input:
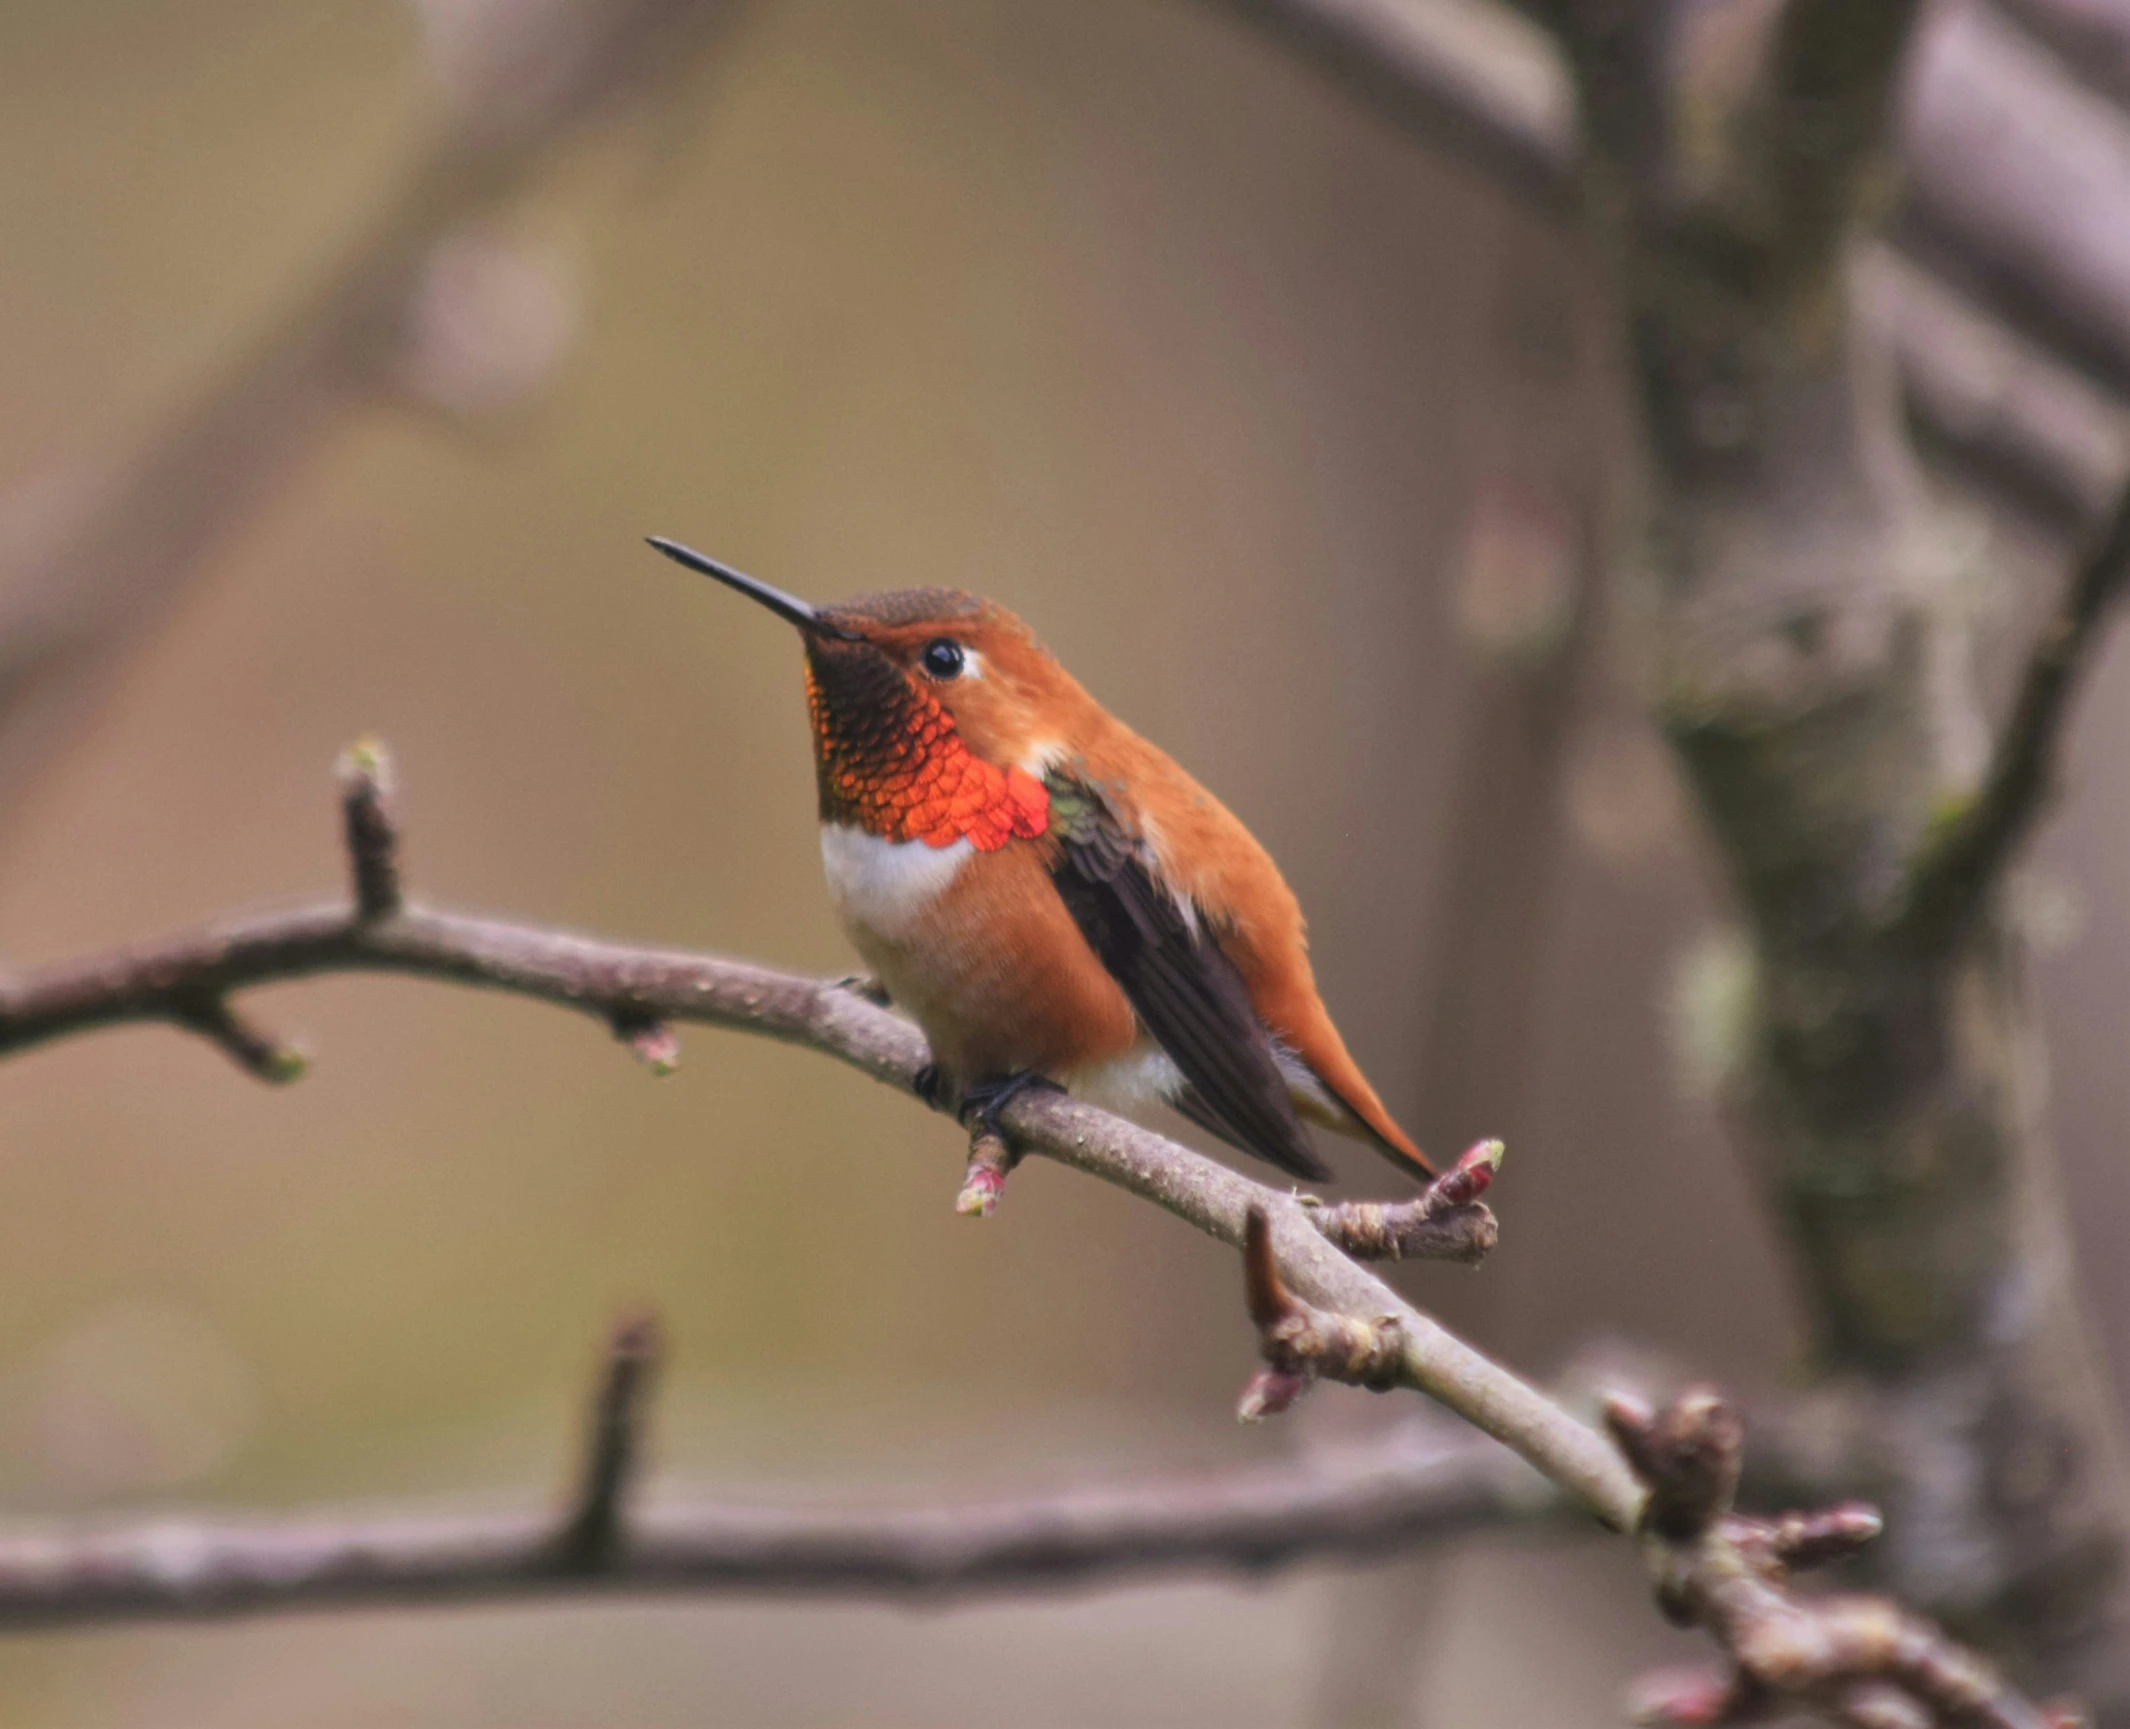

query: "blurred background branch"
left=0, top=1313, right=1555, bottom=1628
left=0, top=0, right=750, bottom=814
left=1215, top=0, right=2130, bottom=531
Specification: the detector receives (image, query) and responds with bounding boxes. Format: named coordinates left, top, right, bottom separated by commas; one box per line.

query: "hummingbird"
left=651, top=536, right=1432, bottom=1186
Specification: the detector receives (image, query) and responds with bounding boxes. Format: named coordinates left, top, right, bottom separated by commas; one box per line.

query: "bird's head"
left=652, top=537, right=1076, bottom=848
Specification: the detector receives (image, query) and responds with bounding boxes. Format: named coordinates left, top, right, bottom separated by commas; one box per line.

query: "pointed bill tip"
left=646, top=535, right=855, bottom=639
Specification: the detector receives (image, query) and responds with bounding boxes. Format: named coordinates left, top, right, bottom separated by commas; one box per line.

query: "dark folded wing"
left=1044, top=773, right=1329, bottom=1182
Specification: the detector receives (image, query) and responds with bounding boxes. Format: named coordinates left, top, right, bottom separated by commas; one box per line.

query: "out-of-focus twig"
left=551, top=1310, right=664, bottom=1573
left=1213, top=0, right=1577, bottom=208
left=0, top=0, right=748, bottom=807
left=1996, top=0, right=2130, bottom=106
left=1872, top=249, right=2130, bottom=525
left=1900, top=473, right=2130, bottom=946
left=1900, top=1, right=2130, bottom=405
left=0, top=1408, right=1543, bottom=1629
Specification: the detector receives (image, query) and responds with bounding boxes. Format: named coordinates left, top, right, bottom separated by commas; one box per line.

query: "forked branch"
left=0, top=1314, right=1547, bottom=1627
left=1234, top=1230, right=2081, bottom=1727
left=1604, top=1393, right=2084, bottom=1729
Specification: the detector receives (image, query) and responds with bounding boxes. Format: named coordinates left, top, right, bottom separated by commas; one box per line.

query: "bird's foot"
left=957, top=1071, right=1064, bottom=1141
left=952, top=1072, right=1063, bottom=1219
left=836, top=973, right=892, bottom=1007
left=913, top=1062, right=949, bottom=1110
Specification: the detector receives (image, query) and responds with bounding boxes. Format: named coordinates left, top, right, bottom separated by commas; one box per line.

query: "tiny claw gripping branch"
left=948, top=1073, right=1058, bottom=1218
left=1237, top=1207, right=1407, bottom=1421
left=1308, top=1138, right=1503, bottom=1263
left=1606, top=1390, right=2084, bottom=1729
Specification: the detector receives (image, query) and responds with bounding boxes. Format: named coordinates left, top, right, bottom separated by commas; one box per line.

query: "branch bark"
left=1603, top=1392, right=2082, bottom=1729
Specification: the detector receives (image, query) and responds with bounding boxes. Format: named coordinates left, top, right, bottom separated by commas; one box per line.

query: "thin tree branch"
left=0, top=1323, right=1861, bottom=1632
left=0, top=742, right=1499, bottom=1263
left=0, top=1425, right=1544, bottom=1630
left=1899, top=474, right=2130, bottom=946
left=1244, top=1219, right=2078, bottom=1727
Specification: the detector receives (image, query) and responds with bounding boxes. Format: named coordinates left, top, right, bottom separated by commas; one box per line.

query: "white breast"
left=820, top=824, right=972, bottom=940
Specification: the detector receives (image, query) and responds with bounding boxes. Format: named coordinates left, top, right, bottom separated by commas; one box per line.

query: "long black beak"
left=647, top=537, right=858, bottom=640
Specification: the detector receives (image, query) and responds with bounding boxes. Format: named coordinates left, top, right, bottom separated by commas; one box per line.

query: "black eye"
left=921, top=639, right=965, bottom=680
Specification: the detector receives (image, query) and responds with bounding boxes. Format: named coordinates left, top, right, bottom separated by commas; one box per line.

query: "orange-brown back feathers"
left=799, top=585, right=1432, bottom=1180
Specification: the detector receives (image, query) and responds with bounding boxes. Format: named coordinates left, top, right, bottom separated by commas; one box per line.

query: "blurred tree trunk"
left=1313, top=204, right=1598, bottom=1729
left=1548, top=0, right=2130, bottom=1708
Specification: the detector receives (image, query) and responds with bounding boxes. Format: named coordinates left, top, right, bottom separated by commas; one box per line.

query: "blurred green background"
left=1, top=1, right=2126, bottom=1723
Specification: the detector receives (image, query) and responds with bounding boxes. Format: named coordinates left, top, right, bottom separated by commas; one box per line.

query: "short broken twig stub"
left=1237, top=1206, right=1408, bottom=1420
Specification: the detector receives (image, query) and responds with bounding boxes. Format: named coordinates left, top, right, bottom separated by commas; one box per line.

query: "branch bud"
left=613, top=1014, right=680, bottom=1075
left=957, top=1131, right=1017, bottom=1217
left=1605, top=1387, right=1743, bottom=1541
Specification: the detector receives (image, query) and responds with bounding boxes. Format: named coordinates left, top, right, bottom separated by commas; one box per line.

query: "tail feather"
left=1275, top=1033, right=1435, bottom=1181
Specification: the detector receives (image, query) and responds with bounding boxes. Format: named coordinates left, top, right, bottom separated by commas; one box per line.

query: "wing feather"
left=1045, top=772, right=1329, bottom=1182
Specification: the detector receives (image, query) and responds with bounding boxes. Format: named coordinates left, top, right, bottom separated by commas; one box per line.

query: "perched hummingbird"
left=651, top=536, right=1432, bottom=1185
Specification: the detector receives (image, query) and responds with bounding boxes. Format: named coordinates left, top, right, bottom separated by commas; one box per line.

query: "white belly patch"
left=1067, top=1045, right=1187, bottom=1114
left=820, top=825, right=971, bottom=940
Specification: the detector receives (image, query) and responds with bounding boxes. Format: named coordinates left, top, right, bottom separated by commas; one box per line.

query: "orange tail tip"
left=1293, top=1039, right=1436, bottom=1180
left=1340, top=1090, right=1436, bottom=1181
